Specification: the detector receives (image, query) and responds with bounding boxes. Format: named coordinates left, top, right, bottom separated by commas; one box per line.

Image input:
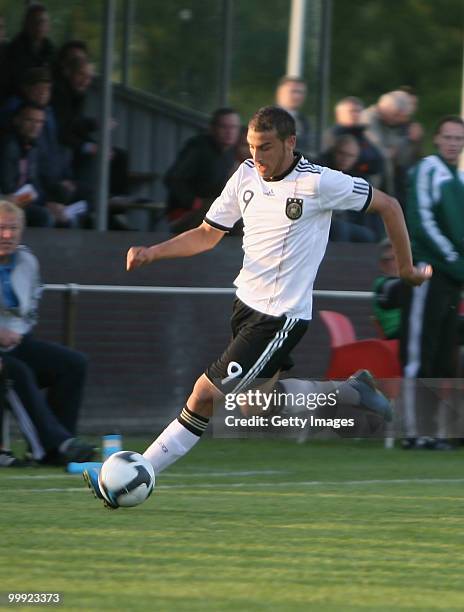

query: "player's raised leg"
left=276, top=370, right=393, bottom=422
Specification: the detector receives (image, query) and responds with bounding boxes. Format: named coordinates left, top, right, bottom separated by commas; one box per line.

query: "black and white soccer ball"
left=98, top=451, right=155, bottom=507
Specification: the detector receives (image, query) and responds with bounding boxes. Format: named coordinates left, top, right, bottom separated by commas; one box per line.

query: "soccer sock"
left=143, top=406, right=209, bottom=474
left=277, top=379, right=336, bottom=415
left=277, top=378, right=360, bottom=415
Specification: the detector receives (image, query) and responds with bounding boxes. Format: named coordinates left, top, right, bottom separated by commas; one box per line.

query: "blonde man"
left=0, top=201, right=94, bottom=466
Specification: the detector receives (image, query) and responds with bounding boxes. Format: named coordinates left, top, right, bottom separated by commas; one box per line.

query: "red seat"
left=319, top=310, right=401, bottom=395
left=319, top=310, right=356, bottom=347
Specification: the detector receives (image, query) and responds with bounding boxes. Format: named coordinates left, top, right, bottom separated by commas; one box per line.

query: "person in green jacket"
left=400, top=115, right=464, bottom=449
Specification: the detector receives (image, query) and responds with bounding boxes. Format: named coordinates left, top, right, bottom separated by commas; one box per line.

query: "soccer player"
left=84, top=106, right=431, bottom=509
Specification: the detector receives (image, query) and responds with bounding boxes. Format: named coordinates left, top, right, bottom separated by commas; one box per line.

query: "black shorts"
left=205, top=298, right=309, bottom=394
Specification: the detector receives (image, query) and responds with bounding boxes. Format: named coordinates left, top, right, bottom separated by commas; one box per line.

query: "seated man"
left=164, top=107, right=241, bottom=233
left=0, top=200, right=94, bottom=465
left=372, top=238, right=404, bottom=339
left=0, top=103, right=54, bottom=227
left=323, top=96, right=384, bottom=187
left=0, top=68, right=92, bottom=227
left=52, top=57, right=129, bottom=200
left=0, top=356, right=95, bottom=467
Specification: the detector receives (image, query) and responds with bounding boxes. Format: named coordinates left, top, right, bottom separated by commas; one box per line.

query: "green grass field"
left=1, top=438, right=464, bottom=611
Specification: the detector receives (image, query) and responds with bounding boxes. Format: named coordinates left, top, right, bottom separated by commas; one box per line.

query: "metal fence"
left=45, top=283, right=373, bottom=348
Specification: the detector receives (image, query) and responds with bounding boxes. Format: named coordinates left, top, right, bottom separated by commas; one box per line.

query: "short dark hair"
left=248, top=105, right=296, bottom=140
left=23, top=2, right=47, bottom=28
left=21, top=66, right=51, bottom=86
left=57, top=39, right=89, bottom=62
left=333, top=134, right=359, bottom=151
left=434, top=115, right=464, bottom=135
left=14, top=102, right=45, bottom=118
left=210, top=107, right=239, bottom=126
left=336, top=96, right=364, bottom=109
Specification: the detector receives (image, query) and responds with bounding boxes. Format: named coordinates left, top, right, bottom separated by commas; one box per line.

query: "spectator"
left=398, top=85, right=425, bottom=158
left=0, top=200, right=95, bottom=465
left=234, top=125, right=251, bottom=167
left=54, top=39, right=89, bottom=80
left=0, top=357, right=24, bottom=466
left=0, top=103, right=54, bottom=227
left=361, top=90, right=422, bottom=203
left=319, top=134, right=361, bottom=173
left=318, top=135, right=376, bottom=243
left=5, top=3, right=55, bottom=97
left=164, top=107, right=241, bottom=233
left=0, top=67, right=93, bottom=224
left=372, top=238, right=404, bottom=339
left=0, top=66, right=53, bottom=130
left=52, top=57, right=97, bottom=161
left=400, top=115, right=464, bottom=450
left=0, top=355, right=95, bottom=467
left=323, top=108, right=384, bottom=241
left=275, top=75, right=312, bottom=156
left=53, top=56, right=130, bottom=198
left=323, top=96, right=384, bottom=188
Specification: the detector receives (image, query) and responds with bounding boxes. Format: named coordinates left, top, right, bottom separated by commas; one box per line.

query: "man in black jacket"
left=0, top=103, right=53, bottom=227
left=5, top=3, right=55, bottom=98
left=164, top=108, right=241, bottom=233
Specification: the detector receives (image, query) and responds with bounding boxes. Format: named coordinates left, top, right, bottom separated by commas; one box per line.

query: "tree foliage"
left=2, top=0, right=462, bottom=143
left=330, top=0, right=463, bottom=132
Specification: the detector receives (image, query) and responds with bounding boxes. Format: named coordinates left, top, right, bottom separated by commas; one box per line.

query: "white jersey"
left=205, top=154, right=372, bottom=320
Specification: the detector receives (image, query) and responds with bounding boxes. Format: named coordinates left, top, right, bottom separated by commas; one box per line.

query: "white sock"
left=143, top=417, right=203, bottom=474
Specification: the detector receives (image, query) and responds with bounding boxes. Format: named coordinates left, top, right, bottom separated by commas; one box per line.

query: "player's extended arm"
left=127, top=221, right=225, bottom=271
left=367, top=189, right=432, bottom=286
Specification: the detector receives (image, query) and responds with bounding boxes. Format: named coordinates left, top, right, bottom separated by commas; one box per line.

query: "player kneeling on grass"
left=83, top=106, right=431, bottom=509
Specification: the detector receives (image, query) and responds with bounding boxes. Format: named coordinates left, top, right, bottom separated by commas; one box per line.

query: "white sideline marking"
left=1, top=469, right=287, bottom=481
left=6, top=478, right=464, bottom=494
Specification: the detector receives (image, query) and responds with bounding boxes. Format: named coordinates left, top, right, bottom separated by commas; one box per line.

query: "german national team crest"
left=286, top=197, right=303, bottom=220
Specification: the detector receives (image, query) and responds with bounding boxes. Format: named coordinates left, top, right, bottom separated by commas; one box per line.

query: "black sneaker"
left=0, top=450, right=25, bottom=467
left=348, top=370, right=394, bottom=422
left=402, top=437, right=455, bottom=451
left=61, top=439, right=96, bottom=464
left=416, top=437, right=455, bottom=451
left=40, top=440, right=96, bottom=466
left=401, top=437, right=417, bottom=450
